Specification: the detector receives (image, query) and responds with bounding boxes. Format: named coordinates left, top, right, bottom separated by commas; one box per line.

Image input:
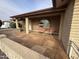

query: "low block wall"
left=0, top=35, right=49, bottom=59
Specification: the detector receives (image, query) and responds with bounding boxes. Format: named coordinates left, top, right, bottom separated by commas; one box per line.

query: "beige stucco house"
left=11, top=0, right=79, bottom=58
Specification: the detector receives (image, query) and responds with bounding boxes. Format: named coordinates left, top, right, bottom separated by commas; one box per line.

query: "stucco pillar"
left=59, top=14, right=64, bottom=40
left=25, top=17, right=29, bottom=34
left=15, top=19, right=19, bottom=30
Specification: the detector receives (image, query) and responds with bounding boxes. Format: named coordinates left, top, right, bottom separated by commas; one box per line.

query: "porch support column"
left=25, top=17, right=29, bottom=34
left=15, top=19, right=19, bottom=30
left=59, top=14, right=64, bottom=40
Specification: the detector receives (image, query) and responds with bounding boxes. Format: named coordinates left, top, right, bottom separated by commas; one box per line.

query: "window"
left=39, top=19, right=50, bottom=28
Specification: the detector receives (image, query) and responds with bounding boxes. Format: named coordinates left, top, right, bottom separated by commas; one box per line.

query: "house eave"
left=10, top=7, right=66, bottom=19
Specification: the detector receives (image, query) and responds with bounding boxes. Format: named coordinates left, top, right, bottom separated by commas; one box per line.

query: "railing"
left=68, top=40, right=79, bottom=59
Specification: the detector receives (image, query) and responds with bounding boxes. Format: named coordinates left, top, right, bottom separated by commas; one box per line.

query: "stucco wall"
left=50, top=16, right=60, bottom=33
left=31, top=18, right=40, bottom=31
left=31, top=17, right=60, bottom=33
left=61, top=0, right=75, bottom=51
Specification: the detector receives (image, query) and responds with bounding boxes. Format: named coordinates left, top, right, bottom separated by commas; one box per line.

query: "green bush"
left=10, top=22, right=16, bottom=28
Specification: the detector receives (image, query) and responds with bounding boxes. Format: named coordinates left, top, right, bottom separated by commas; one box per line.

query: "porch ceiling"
left=11, top=7, right=66, bottom=19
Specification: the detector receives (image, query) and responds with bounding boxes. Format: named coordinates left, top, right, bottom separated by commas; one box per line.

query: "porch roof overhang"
left=53, top=0, right=69, bottom=8
left=10, top=7, right=66, bottom=19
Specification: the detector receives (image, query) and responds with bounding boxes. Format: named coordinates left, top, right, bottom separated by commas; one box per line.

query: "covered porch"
left=11, top=7, right=66, bottom=40
left=9, top=7, right=69, bottom=59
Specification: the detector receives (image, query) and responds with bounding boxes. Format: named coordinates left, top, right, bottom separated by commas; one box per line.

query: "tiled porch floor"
left=0, top=29, right=68, bottom=59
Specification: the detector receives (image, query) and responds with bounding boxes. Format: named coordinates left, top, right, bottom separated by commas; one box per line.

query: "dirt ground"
left=0, top=29, right=68, bottom=59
